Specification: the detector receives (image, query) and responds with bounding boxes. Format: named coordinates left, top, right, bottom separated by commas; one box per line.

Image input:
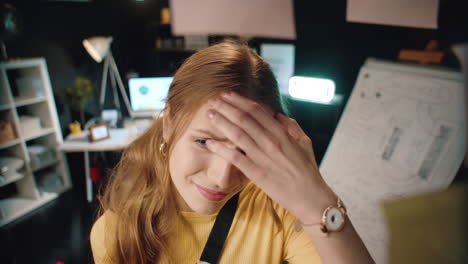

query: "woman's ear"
left=162, top=106, right=172, bottom=142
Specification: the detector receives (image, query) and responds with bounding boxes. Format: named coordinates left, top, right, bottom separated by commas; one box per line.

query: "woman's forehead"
left=187, top=103, right=224, bottom=135
left=186, top=101, right=276, bottom=135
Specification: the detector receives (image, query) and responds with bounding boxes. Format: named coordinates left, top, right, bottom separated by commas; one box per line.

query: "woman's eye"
left=195, top=139, right=208, bottom=147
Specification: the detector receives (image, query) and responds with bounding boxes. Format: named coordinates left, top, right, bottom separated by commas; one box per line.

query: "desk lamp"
left=82, top=36, right=132, bottom=117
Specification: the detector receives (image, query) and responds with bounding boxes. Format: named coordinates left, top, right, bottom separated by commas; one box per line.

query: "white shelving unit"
left=0, top=58, right=71, bottom=227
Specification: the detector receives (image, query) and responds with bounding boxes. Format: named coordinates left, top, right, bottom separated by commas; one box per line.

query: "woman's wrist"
left=297, top=182, right=338, bottom=225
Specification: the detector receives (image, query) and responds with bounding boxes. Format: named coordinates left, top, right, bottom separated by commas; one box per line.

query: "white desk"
left=60, top=128, right=144, bottom=202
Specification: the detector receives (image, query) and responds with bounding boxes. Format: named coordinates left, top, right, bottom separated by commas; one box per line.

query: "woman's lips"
left=195, top=184, right=228, bottom=202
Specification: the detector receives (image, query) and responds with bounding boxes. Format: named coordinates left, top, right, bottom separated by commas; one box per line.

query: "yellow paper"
left=384, top=184, right=468, bottom=264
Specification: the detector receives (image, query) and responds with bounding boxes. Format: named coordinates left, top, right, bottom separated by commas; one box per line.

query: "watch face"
left=325, top=207, right=345, bottom=231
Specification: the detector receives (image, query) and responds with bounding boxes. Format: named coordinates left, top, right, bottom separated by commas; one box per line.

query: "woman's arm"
left=300, top=185, right=374, bottom=263
left=204, top=92, right=374, bottom=264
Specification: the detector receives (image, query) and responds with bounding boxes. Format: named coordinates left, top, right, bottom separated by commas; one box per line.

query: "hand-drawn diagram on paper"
left=319, top=59, right=465, bottom=264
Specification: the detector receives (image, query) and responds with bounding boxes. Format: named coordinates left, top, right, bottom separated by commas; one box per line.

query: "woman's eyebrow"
left=193, top=129, right=228, bottom=142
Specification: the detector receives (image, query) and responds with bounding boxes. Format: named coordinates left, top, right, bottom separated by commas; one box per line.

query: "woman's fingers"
left=276, top=113, right=300, bottom=141
left=205, top=139, right=268, bottom=183
left=218, top=92, right=289, bottom=144
left=206, top=108, right=274, bottom=168
left=276, top=113, right=315, bottom=160
left=208, top=97, right=284, bottom=155
left=206, top=139, right=285, bottom=194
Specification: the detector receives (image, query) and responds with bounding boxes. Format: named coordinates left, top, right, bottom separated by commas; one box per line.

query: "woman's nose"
left=207, top=156, right=236, bottom=189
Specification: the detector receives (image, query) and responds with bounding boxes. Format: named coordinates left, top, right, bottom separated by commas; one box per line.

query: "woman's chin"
left=190, top=199, right=224, bottom=214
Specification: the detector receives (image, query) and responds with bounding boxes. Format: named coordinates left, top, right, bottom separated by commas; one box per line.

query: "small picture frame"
left=89, top=122, right=110, bottom=142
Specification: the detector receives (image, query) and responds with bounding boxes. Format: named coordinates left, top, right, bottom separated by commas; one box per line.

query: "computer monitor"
left=128, top=77, right=173, bottom=118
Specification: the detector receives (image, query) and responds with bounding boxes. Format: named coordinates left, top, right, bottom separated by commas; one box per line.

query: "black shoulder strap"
left=198, top=193, right=239, bottom=264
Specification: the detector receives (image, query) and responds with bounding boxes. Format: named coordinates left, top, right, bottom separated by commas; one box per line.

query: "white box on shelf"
left=19, top=116, right=42, bottom=138
left=36, top=170, right=63, bottom=193
left=15, top=78, right=44, bottom=97
left=27, top=145, right=55, bottom=170
left=0, top=157, right=24, bottom=179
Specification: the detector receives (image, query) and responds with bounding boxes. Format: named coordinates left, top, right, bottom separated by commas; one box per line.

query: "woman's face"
left=166, top=102, right=249, bottom=214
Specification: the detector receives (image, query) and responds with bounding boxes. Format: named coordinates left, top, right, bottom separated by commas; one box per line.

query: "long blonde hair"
left=98, top=40, right=286, bottom=263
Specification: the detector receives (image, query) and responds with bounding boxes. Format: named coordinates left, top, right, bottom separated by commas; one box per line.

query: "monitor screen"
left=128, top=77, right=173, bottom=113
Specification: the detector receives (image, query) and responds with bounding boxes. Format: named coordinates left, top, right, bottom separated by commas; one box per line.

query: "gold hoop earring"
left=159, top=142, right=167, bottom=158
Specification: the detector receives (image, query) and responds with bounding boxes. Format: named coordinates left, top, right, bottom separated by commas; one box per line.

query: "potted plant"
left=65, top=77, right=94, bottom=125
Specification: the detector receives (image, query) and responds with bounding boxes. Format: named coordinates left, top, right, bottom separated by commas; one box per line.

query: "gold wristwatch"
left=319, top=197, right=347, bottom=234
left=298, top=197, right=347, bottom=235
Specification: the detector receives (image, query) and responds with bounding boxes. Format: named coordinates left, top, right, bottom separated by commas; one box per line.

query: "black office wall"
left=4, top=0, right=468, bottom=160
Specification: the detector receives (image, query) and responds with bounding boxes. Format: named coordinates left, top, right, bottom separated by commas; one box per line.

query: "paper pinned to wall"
left=320, top=58, right=465, bottom=264
left=346, top=0, right=439, bottom=29
left=170, top=0, right=296, bottom=40
left=260, top=44, right=295, bottom=95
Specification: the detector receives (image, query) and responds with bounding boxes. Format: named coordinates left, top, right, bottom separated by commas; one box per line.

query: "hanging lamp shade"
left=82, top=36, right=113, bottom=63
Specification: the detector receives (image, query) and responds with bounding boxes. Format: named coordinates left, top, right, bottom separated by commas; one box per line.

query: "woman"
left=90, top=40, right=374, bottom=264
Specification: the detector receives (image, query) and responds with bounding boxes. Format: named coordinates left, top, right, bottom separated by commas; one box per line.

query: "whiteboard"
left=319, top=58, right=465, bottom=264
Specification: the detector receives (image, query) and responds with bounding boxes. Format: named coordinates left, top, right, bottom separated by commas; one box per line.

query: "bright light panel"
left=288, top=76, right=335, bottom=103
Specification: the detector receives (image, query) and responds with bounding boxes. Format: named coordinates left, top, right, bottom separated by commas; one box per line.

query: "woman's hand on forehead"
left=204, top=92, right=336, bottom=225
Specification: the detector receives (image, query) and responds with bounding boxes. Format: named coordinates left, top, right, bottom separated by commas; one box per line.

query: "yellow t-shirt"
left=90, top=182, right=323, bottom=263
